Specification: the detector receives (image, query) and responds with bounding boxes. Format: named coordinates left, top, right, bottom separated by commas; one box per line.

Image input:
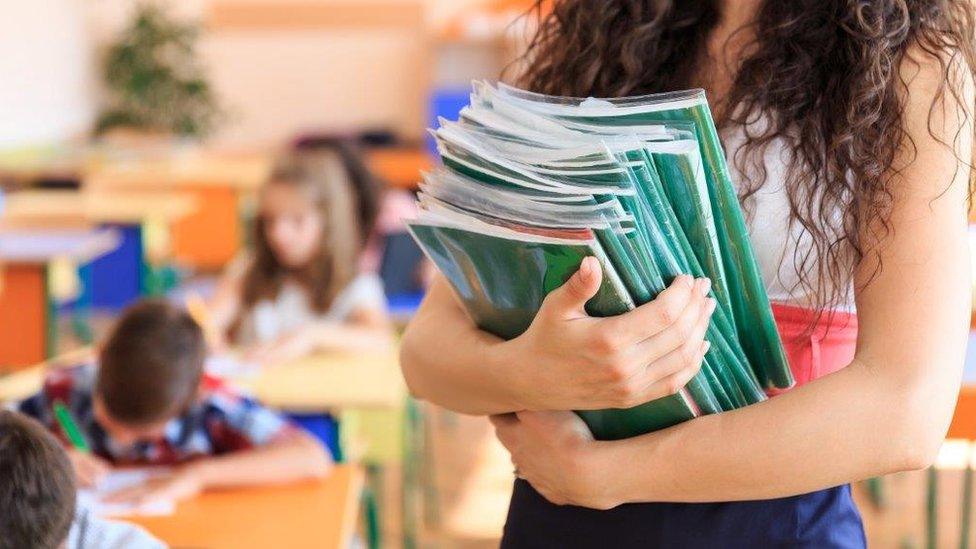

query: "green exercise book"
left=407, top=81, right=791, bottom=441
left=492, top=83, right=792, bottom=390
left=407, top=221, right=701, bottom=440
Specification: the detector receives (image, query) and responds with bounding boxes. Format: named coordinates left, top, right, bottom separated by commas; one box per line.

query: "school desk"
left=229, top=350, right=411, bottom=548
left=85, top=151, right=271, bottom=271
left=0, top=349, right=404, bottom=414
left=231, top=350, right=406, bottom=412
left=0, top=229, right=119, bottom=369
left=126, top=465, right=363, bottom=549
left=1, top=188, right=199, bottom=308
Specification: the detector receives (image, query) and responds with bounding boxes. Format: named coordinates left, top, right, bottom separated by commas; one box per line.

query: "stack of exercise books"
left=407, top=81, right=793, bottom=440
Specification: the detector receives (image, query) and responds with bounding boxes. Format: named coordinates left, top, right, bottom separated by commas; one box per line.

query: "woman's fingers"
left=540, top=256, right=603, bottom=320
left=633, top=294, right=714, bottom=367
left=601, top=275, right=705, bottom=347
left=607, top=297, right=714, bottom=407
left=631, top=341, right=711, bottom=403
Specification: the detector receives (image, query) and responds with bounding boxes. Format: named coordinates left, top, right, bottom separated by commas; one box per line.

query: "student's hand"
left=245, top=328, right=318, bottom=367
left=491, top=410, right=621, bottom=509
left=502, top=257, right=715, bottom=412
left=67, top=449, right=111, bottom=488
left=103, top=467, right=203, bottom=507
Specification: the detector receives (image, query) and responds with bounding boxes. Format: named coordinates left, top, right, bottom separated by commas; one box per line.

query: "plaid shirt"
left=18, top=364, right=292, bottom=466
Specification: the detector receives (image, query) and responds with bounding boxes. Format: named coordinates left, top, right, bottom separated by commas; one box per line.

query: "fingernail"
left=580, top=257, right=592, bottom=276
left=701, top=340, right=711, bottom=355
left=697, top=278, right=711, bottom=296
left=705, top=298, right=716, bottom=314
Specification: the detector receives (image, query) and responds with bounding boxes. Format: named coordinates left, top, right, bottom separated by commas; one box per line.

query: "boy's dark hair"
left=97, top=299, right=206, bottom=425
left=0, top=410, right=76, bottom=549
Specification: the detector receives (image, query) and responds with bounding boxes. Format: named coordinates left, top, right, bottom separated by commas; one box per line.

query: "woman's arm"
left=493, top=51, right=974, bottom=508
left=401, top=259, right=717, bottom=415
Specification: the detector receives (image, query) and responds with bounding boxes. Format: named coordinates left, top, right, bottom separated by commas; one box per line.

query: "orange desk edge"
left=127, top=465, right=363, bottom=549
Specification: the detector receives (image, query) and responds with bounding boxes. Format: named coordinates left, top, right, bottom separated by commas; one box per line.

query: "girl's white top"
left=230, top=256, right=387, bottom=345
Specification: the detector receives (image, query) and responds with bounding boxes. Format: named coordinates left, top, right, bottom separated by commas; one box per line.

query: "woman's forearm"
left=400, top=278, right=527, bottom=415
left=604, top=357, right=957, bottom=503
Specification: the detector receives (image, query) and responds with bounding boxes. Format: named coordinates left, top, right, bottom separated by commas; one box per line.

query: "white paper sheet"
left=77, top=468, right=175, bottom=517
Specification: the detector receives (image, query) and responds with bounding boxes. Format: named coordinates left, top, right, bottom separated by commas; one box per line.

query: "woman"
left=401, top=1, right=975, bottom=547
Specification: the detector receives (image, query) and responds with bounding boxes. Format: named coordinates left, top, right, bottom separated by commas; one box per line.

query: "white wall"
left=1, top=0, right=496, bottom=149
left=0, top=0, right=95, bottom=148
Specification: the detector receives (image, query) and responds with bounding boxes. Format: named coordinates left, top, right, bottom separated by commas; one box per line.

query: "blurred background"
left=1, top=1, right=976, bottom=548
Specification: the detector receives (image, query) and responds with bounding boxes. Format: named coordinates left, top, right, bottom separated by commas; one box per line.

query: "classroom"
left=1, top=1, right=975, bottom=548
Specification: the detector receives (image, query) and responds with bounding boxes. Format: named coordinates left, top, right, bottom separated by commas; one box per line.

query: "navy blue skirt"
left=502, top=479, right=866, bottom=548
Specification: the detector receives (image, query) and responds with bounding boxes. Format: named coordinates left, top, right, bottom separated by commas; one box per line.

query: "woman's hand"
left=491, top=410, right=621, bottom=509
left=503, top=256, right=715, bottom=411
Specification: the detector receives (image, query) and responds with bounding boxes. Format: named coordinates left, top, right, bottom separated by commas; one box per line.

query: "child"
left=18, top=300, right=332, bottom=507
left=0, top=410, right=164, bottom=549
left=209, top=150, right=393, bottom=366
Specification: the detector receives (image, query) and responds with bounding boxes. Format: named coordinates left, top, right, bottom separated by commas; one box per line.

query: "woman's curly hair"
left=513, top=0, right=976, bottom=315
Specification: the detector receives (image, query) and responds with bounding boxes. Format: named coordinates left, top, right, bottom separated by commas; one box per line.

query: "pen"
left=53, top=401, right=90, bottom=453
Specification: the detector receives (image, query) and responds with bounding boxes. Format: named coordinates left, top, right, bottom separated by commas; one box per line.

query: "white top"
left=232, top=256, right=387, bottom=345
left=724, top=129, right=856, bottom=311
left=67, top=506, right=167, bottom=549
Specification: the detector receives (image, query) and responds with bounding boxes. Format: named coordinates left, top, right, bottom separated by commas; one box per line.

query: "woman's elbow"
left=398, top=328, right=430, bottom=401
left=884, top=389, right=955, bottom=472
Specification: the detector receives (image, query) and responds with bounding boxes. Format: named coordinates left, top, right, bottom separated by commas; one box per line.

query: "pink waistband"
left=767, top=303, right=858, bottom=394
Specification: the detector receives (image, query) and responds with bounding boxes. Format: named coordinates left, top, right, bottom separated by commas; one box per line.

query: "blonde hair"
left=242, top=151, right=363, bottom=314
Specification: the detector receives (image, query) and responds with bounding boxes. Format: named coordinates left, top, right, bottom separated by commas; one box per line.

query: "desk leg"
left=0, top=264, right=47, bottom=368
left=43, top=264, right=57, bottom=358
left=402, top=397, right=424, bottom=549
left=70, top=263, right=94, bottom=344
left=362, top=465, right=382, bottom=549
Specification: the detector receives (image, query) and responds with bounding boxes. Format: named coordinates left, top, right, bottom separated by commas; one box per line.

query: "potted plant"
left=95, top=2, right=221, bottom=145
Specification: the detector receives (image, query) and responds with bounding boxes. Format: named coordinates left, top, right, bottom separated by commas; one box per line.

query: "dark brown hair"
left=0, top=410, right=76, bottom=549
left=513, top=0, right=976, bottom=315
left=242, top=151, right=365, bottom=315
left=97, top=299, right=205, bottom=425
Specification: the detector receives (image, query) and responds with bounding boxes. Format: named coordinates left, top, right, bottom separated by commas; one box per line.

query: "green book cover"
left=494, top=83, right=793, bottom=390
left=407, top=222, right=701, bottom=439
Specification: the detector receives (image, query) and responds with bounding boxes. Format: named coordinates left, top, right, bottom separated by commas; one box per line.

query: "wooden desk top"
left=0, top=349, right=405, bottom=412
left=0, top=189, right=198, bottom=228
left=127, top=465, right=363, bottom=549
left=0, top=227, right=120, bottom=264
left=86, top=152, right=271, bottom=191
left=232, top=350, right=406, bottom=412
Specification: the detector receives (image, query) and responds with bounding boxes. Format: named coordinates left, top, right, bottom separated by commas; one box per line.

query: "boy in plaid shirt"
left=19, top=300, right=331, bottom=507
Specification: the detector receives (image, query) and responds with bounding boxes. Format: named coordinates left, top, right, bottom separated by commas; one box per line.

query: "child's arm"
left=187, top=428, right=332, bottom=488
left=207, top=258, right=248, bottom=350
left=106, top=429, right=332, bottom=505
left=247, top=306, right=394, bottom=366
